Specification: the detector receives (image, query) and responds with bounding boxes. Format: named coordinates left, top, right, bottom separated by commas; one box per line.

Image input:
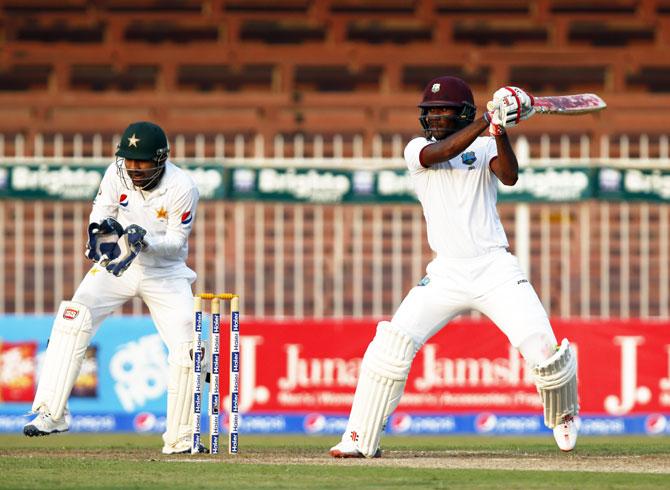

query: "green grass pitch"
left=1, top=434, right=669, bottom=489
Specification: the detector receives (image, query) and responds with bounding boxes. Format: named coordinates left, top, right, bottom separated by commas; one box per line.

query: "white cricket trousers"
left=71, top=263, right=196, bottom=365
left=392, top=248, right=556, bottom=349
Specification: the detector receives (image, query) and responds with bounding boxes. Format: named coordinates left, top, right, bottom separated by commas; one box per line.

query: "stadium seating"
left=1, top=0, right=670, bottom=155
left=0, top=1, right=668, bottom=318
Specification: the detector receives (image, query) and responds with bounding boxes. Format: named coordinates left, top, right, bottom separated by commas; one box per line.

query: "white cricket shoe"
left=161, top=432, right=211, bottom=455
left=162, top=443, right=209, bottom=455
left=329, top=439, right=382, bottom=459
left=161, top=436, right=191, bottom=455
left=553, top=415, right=578, bottom=451
left=23, top=407, right=70, bottom=437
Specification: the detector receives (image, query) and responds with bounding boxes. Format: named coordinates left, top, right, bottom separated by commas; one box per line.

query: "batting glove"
left=104, top=224, right=147, bottom=277
left=483, top=109, right=505, bottom=137
left=492, top=86, right=536, bottom=123
left=85, top=217, right=124, bottom=265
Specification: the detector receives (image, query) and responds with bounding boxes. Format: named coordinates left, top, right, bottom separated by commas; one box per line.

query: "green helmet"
left=115, top=121, right=169, bottom=163
left=115, top=121, right=169, bottom=190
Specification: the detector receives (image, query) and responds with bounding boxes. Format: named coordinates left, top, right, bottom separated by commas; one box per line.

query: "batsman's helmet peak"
left=115, top=121, right=169, bottom=163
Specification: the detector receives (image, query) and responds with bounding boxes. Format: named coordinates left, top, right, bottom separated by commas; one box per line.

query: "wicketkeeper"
left=24, top=121, right=207, bottom=454
left=330, top=76, right=579, bottom=458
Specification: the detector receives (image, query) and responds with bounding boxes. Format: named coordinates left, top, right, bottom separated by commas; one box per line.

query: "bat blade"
left=532, top=93, right=607, bottom=114
left=485, top=93, right=607, bottom=115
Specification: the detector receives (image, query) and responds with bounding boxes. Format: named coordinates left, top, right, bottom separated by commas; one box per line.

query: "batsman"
left=330, top=77, right=580, bottom=457
left=23, top=121, right=207, bottom=454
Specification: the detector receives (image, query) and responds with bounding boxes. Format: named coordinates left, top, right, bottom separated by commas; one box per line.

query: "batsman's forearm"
left=420, top=117, right=489, bottom=167
left=491, top=134, right=519, bottom=185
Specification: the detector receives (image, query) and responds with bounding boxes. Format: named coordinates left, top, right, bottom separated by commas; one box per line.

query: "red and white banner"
left=229, top=318, right=670, bottom=416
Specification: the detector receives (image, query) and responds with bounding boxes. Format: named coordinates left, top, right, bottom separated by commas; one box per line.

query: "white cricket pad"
left=532, top=338, right=579, bottom=428
left=162, top=340, right=209, bottom=454
left=345, top=321, right=416, bottom=458
left=32, top=301, right=93, bottom=420
left=162, top=342, right=195, bottom=453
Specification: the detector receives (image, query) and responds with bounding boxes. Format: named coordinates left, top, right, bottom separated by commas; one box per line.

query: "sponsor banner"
left=184, top=166, right=227, bottom=200
left=389, top=413, right=459, bottom=434
left=0, top=164, right=228, bottom=201
left=232, top=167, right=354, bottom=203
left=497, top=167, right=595, bottom=202
left=0, top=411, right=167, bottom=434
left=0, top=316, right=170, bottom=415
left=1, top=316, right=670, bottom=435
left=71, top=346, right=99, bottom=398
left=0, top=164, right=104, bottom=200
left=1, top=412, right=668, bottom=435
left=597, top=168, right=670, bottom=202
left=0, top=413, right=121, bottom=433
left=213, top=318, right=670, bottom=417
left=1, top=163, right=669, bottom=203
left=231, top=168, right=414, bottom=203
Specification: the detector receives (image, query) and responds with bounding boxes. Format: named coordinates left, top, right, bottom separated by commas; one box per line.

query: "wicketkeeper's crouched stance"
left=330, top=77, right=579, bottom=458
left=23, top=121, right=206, bottom=454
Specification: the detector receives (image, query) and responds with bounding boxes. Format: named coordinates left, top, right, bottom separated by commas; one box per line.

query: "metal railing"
left=1, top=132, right=669, bottom=319
left=2, top=132, right=670, bottom=164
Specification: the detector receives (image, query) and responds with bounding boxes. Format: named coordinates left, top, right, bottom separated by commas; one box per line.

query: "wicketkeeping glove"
left=85, top=217, right=124, bottom=265
left=104, top=224, right=147, bottom=277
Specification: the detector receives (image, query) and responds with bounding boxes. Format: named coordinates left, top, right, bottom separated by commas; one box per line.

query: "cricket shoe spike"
left=553, top=415, right=578, bottom=452
left=23, top=406, right=70, bottom=437
left=329, top=440, right=382, bottom=459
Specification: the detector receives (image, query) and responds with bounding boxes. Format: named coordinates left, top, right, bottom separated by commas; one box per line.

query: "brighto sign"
left=257, top=168, right=350, bottom=202
left=11, top=166, right=101, bottom=199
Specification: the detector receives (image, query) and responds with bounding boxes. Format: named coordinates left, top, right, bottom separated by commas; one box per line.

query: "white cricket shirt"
left=404, top=136, right=509, bottom=259
left=90, top=160, right=199, bottom=277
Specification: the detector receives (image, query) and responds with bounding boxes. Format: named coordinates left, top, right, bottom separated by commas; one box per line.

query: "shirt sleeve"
left=89, top=165, right=119, bottom=225
left=143, top=182, right=199, bottom=257
left=404, top=137, right=431, bottom=173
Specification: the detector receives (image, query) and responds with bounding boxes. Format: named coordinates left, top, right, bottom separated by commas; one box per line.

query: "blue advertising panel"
left=2, top=316, right=669, bottom=436
left=0, top=315, right=171, bottom=433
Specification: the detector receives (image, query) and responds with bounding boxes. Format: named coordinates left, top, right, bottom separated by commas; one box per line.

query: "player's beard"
left=116, top=158, right=165, bottom=191
left=420, top=114, right=459, bottom=140
left=131, top=166, right=165, bottom=191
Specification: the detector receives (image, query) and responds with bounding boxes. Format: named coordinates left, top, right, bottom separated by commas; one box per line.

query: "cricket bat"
left=487, top=93, right=607, bottom=115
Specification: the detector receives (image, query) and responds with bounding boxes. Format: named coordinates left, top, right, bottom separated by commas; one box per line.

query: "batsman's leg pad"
left=533, top=338, right=579, bottom=428
left=347, top=321, right=417, bottom=458
left=31, top=301, right=93, bottom=421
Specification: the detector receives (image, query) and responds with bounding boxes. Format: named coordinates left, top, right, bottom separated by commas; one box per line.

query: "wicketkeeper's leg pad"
left=346, top=321, right=417, bottom=458
left=162, top=341, right=195, bottom=453
left=162, top=340, right=210, bottom=453
left=32, top=301, right=93, bottom=420
left=532, top=338, right=579, bottom=429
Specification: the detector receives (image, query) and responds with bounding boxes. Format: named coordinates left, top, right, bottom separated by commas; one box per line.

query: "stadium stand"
left=1, top=1, right=669, bottom=319
left=0, top=0, right=669, bottom=156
